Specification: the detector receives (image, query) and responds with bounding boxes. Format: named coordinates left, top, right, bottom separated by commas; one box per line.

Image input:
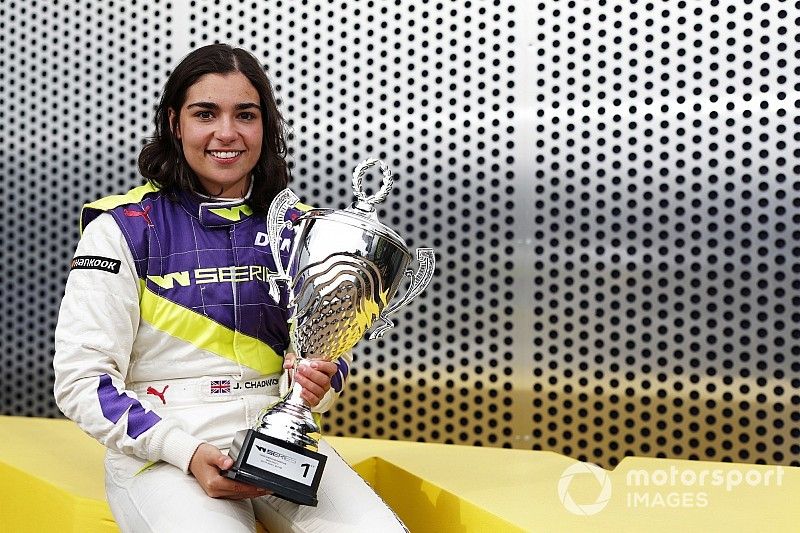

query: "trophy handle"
left=368, top=247, right=435, bottom=339
left=267, top=188, right=300, bottom=281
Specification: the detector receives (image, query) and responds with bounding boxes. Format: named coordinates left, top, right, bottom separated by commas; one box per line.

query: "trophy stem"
left=254, top=361, right=321, bottom=452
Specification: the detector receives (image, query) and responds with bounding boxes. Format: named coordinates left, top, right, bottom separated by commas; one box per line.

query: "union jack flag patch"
left=210, top=380, right=230, bottom=394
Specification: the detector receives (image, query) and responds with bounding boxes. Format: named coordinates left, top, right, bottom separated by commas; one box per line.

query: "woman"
left=54, top=44, right=406, bottom=532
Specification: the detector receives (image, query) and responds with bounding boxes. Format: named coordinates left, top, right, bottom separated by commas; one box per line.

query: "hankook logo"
left=70, top=255, right=121, bottom=274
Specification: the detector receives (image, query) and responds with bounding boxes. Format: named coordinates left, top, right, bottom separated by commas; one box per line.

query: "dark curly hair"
left=138, top=44, right=289, bottom=213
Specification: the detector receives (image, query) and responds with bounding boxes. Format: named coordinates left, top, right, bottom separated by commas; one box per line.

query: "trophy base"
left=225, top=430, right=327, bottom=506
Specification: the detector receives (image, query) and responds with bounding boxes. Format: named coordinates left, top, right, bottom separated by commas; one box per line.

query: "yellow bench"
left=1, top=416, right=798, bottom=532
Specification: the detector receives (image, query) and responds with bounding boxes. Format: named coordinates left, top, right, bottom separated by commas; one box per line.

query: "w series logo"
left=147, top=265, right=277, bottom=289
left=147, top=265, right=286, bottom=303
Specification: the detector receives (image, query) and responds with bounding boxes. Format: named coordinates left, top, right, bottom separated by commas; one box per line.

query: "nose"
left=215, top=115, right=238, bottom=144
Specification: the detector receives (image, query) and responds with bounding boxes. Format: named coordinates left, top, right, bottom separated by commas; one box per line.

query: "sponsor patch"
left=71, top=255, right=121, bottom=274
left=123, top=205, right=153, bottom=225
left=231, top=377, right=280, bottom=391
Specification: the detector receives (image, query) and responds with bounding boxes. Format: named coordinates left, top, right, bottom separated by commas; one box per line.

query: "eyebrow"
left=186, top=102, right=261, bottom=110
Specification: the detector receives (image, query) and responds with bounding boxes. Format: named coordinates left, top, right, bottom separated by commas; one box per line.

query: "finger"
left=215, top=454, right=234, bottom=470
left=213, top=478, right=269, bottom=499
left=290, top=372, right=326, bottom=406
left=300, top=385, right=326, bottom=407
left=283, top=352, right=297, bottom=369
left=310, top=360, right=338, bottom=378
left=299, top=362, right=336, bottom=384
left=247, top=487, right=271, bottom=499
left=229, top=482, right=266, bottom=499
left=294, top=371, right=328, bottom=399
left=296, top=364, right=325, bottom=385
left=234, top=486, right=270, bottom=500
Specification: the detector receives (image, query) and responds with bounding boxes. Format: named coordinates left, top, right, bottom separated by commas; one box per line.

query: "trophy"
left=225, top=158, right=435, bottom=505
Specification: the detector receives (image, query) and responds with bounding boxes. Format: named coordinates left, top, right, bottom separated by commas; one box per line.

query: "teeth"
left=210, top=151, right=241, bottom=159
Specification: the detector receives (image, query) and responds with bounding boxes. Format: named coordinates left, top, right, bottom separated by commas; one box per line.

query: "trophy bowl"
left=225, top=158, right=435, bottom=505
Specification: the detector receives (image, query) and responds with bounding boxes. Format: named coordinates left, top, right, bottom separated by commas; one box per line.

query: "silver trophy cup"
left=225, top=158, right=435, bottom=505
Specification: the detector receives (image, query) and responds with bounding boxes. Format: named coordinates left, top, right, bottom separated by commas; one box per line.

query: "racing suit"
left=53, top=184, right=405, bottom=532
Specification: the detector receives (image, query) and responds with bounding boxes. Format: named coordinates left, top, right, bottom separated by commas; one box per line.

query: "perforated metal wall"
left=1, top=1, right=798, bottom=469
left=187, top=0, right=517, bottom=447
left=0, top=0, right=176, bottom=415
left=517, top=1, right=800, bottom=466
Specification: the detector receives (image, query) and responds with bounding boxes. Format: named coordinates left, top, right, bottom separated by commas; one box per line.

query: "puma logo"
left=146, top=385, right=169, bottom=405
left=123, top=205, right=153, bottom=225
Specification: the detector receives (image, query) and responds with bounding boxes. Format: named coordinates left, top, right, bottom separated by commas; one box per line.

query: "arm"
left=53, top=213, right=203, bottom=473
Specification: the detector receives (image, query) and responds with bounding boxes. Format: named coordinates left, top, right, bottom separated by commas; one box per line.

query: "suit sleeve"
left=53, top=213, right=203, bottom=473
left=312, top=350, right=353, bottom=414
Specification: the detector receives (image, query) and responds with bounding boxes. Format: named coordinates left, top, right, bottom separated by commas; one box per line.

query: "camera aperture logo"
left=557, top=462, right=612, bottom=516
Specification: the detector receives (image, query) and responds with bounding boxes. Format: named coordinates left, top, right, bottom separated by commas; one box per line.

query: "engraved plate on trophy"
left=225, top=158, right=435, bottom=505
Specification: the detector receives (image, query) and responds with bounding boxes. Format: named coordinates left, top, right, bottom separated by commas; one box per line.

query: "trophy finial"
left=351, top=158, right=393, bottom=210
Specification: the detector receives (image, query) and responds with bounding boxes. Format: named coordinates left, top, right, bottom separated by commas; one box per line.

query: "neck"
left=198, top=177, right=252, bottom=201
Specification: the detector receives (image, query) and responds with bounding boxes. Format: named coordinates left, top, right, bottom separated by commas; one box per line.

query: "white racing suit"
left=53, top=184, right=406, bottom=532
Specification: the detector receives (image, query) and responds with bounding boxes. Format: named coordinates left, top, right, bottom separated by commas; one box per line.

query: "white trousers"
left=105, top=440, right=407, bottom=533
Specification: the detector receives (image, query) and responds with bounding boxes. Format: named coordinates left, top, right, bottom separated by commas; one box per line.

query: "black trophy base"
left=224, top=429, right=327, bottom=506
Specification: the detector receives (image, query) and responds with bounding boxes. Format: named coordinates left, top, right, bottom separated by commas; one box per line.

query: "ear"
left=168, top=108, right=181, bottom=139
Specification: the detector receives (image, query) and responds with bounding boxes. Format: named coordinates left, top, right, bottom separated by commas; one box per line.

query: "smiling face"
left=171, top=71, right=263, bottom=198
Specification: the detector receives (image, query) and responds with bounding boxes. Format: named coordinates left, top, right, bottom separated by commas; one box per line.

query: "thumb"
left=216, top=452, right=234, bottom=470
left=283, top=352, right=297, bottom=369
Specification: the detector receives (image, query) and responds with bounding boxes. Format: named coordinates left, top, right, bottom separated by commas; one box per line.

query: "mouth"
left=207, top=150, right=244, bottom=163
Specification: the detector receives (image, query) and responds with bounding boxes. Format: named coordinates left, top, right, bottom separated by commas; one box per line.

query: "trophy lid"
left=295, top=158, right=409, bottom=251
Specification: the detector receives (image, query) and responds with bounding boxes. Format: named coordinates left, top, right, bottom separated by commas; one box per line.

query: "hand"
left=283, top=353, right=338, bottom=407
left=189, top=443, right=271, bottom=499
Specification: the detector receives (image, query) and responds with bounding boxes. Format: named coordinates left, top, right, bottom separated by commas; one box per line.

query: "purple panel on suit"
left=331, top=358, right=350, bottom=393
left=97, top=374, right=161, bottom=439
left=103, top=190, right=302, bottom=359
